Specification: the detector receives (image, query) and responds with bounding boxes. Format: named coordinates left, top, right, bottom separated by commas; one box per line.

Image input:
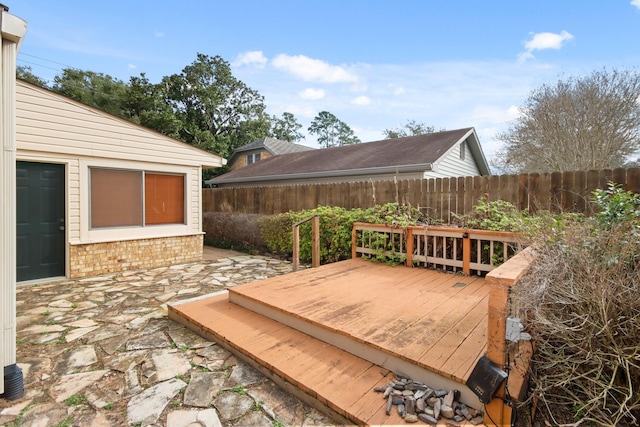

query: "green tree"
left=51, top=69, right=128, bottom=117
left=124, top=73, right=182, bottom=138
left=17, top=65, right=49, bottom=88
left=161, top=53, right=268, bottom=157
left=493, top=68, right=640, bottom=173
left=308, top=111, right=360, bottom=148
left=270, top=112, right=304, bottom=142
left=383, top=120, right=440, bottom=138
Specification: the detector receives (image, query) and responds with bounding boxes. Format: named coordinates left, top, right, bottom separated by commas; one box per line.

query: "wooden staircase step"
left=168, top=291, right=409, bottom=425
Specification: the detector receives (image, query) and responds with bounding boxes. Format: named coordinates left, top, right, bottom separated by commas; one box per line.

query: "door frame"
left=16, top=159, right=68, bottom=282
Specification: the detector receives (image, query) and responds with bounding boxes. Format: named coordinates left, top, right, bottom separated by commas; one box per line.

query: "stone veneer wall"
left=69, top=234, right=203, bottom=278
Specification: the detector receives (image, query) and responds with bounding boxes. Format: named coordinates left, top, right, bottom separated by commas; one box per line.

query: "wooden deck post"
left=405, top=227, right=414, bottom=267
left=292, top=223, right=300, bottom=272
left=292, top=215, right=320, bottom=272
left=311, top=215, right=320, bottom=268
left=484, top=247, right=535, bottom=426
left=462, top=231, right=471, bottom=275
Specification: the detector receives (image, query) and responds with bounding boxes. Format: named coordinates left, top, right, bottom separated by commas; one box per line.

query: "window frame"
left=246, top=152, right=261, bottom=165
left=80, top=160, right=193, bottom=244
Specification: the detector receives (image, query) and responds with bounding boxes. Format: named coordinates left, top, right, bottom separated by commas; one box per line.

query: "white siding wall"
left=428, top=140, right=481, bottom=178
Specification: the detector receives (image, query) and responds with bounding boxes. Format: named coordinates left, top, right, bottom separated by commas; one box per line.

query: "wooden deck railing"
left=292, top=215, right=320, bottom=272
left=352, top=223, right=523, bottom=275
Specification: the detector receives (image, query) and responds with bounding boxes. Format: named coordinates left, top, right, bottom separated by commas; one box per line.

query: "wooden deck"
left=169, top=258, right=490, bottom=425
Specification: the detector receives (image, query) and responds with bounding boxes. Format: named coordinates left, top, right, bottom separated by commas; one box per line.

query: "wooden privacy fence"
left=203, top=167, right=640, bottom=220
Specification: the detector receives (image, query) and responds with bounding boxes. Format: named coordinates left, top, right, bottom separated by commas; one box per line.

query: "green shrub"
left=592, top=181, right=640, bottom=229
left=362, top=202, right=429, bottom=227
left=258, top=206, right=365, bottom=264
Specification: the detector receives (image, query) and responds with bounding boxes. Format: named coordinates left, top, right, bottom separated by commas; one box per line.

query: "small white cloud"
left=271, top=54, right=358, bottom=83
left=506, top=105, right=520, bottom=119
left=286, top=105, right=316, bottom=118
left=128, top=64, right=137, bottom=69
left=632, top=0, right=640, bottom=9
left=518, top=30, right=574, bottom=62
left=299, top=88, right=325, bottom=100
left=388, top=83, right=405, bottom=95
left=351, top=96, right=371, bottom=106
left=233, top=51, right=268, bottom=68
left=154, top=31, right=165, bottom=38
left=525, top=30, right=574, bottom=51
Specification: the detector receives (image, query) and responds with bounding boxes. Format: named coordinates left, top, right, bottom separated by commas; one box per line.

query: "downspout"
left=0, top=4, right=27, bottom=399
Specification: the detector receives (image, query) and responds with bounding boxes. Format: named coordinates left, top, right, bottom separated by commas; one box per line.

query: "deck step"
left=168, top=291, right=409, bottom=425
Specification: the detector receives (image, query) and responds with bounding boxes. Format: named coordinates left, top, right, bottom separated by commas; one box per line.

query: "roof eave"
left=209, top=163, right=433, bottom=184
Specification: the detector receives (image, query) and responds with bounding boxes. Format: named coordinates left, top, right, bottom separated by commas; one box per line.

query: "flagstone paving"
left=0, top=249, right=340, bottom=427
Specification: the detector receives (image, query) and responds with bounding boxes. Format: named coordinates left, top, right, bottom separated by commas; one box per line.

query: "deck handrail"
left=292, top=215, right=320, bottom=271
left=352, top=222, right=523, bottom=275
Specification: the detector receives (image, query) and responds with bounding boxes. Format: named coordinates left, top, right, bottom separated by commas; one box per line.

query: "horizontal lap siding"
left=16, top=82, right=223, bottom=167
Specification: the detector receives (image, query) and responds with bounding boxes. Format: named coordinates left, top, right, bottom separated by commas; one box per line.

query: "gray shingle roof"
left=212, top=128, right=484, bottom=184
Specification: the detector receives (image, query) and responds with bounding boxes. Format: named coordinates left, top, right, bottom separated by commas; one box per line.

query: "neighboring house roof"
left=208, top=127, right=490, bottom=186
left=228, top=137, right=314, bottom=164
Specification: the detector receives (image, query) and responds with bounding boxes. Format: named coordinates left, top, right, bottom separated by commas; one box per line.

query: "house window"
left=460, top=143, right=466, bottom=160
left=246, top=153, right=261, bottom=165
left=90, top=168, right=185, bottom=229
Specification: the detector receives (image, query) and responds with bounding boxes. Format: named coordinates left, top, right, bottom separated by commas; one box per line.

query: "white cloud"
left=128, top=64, right=137, bottom=69
left=351, top=96, right=371, bottom=106
left=271, top=54, right=359, bottom=83
left=519, top=30, right=574, bottom=62
left=632, top=0, right=640, bottom=10
left=299, top=88, right=325, bottom=100
left=154, top=31, right=165, bottom=38
left=233, top=51, right=268, bottom=68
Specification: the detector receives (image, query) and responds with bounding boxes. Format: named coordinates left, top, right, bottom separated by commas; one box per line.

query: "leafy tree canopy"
left=17, top=65, right=49, bottom=88
left=52, top=68, right=129, bottom=118
left=308, top=111, right=361, bottom=148
left=270, top=112, right=304, bottom=142
left=383, top=120, right=442, bottom=138
left=493, top=68, right=640, bottom=173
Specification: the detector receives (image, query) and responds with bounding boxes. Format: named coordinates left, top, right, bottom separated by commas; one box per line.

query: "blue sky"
left=10, top=1, right=640, bottom=162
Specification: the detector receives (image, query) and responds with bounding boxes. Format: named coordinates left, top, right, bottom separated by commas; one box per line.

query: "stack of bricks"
left=69, top=234, right=203, bottom=278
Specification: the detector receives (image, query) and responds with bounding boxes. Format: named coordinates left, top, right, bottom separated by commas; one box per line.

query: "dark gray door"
left=16, top=161, right=65, bottom=281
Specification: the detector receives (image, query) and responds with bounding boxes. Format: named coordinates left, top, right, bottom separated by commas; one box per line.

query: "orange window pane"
left=145, top=173, right=185, bottom=225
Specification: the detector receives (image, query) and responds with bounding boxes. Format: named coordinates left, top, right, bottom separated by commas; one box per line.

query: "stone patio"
left=0, top=247, right=339, bottom=427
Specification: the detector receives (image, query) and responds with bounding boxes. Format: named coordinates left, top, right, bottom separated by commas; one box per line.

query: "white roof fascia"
left=210, top=163, right=433, bottom=185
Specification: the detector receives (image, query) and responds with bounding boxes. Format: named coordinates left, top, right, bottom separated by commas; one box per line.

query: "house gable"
left=227, top=137, right=313, bottom=170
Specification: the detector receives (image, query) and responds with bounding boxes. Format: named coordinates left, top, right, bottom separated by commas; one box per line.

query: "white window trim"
left=79, top=159, right=193, bottom=244
left=246, top=152, right=261, bottom=164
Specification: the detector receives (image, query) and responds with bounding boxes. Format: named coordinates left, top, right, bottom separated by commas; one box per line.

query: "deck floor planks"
left=419, top=296, right=488, bottom=369
left=351, top=274, right=486, bottom=355
left=386, top=278, right=490, bottom=375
